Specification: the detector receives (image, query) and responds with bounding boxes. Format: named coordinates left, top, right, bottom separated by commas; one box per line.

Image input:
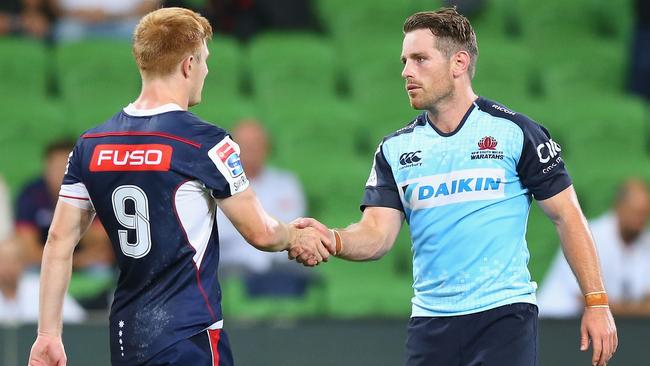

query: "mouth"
left=406, top=84, right=421, bottom=93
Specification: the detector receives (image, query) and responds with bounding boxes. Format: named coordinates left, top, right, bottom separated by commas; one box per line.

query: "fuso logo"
left=90, top=144, right=173, bottom=172
left=536, top=139, right=562, bottom=164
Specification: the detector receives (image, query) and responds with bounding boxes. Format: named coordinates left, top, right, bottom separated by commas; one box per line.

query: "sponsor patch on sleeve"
left=208, top=137, right=249, bottom=195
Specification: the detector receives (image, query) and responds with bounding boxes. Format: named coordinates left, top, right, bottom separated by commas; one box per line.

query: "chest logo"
left=399, top=150, right=423, bottom=169
left=471, top=136, right=504, bottom=160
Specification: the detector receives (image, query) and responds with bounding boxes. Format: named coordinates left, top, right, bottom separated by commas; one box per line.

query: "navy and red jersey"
left=60, top=103, right=249, bottom=365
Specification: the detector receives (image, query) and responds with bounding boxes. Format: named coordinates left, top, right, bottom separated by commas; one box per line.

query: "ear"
left=181, top=55, right=194, bottom=79
left=451, top=50, right=471, bottom=78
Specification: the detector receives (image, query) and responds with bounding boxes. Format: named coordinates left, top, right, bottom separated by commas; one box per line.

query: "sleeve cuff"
left=360, top=187, right=404, bottom=212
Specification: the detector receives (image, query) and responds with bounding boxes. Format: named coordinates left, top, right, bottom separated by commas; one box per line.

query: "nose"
left=401, top=60, right=414, bottom=80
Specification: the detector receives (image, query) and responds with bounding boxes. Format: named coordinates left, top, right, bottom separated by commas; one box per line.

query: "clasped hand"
left=287, top=218, right=334, bottom=266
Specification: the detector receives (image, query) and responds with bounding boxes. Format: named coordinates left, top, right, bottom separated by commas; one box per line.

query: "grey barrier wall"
left=2, top=318, right=646, bottom=365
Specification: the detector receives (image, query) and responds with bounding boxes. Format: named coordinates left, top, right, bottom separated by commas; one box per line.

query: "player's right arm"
left=217, top=187, right=332, bottom=265
left=29, top=200, right=95, bottom=366
left=293, top=139, right=404, bottom=261
left=295, top=206, right=403, bottom=261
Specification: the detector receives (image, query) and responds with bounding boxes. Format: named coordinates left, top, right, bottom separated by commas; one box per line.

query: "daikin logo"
left=401, top=168, right=506, bottom=209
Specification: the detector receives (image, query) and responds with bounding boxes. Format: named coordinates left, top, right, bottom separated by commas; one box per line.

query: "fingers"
left=316, top=239, right=331, bottom=262
left=612, top=324, right=618, bottom=354
left=591, top=334, right=603, bottom=366
left=293, top=217, right=330, bottom=237
left=580, top=323, right=589, bottom=351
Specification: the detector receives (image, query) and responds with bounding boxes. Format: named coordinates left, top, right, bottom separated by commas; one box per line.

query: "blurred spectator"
left=14, top=138, right=114, bottom=309
left=217, top=119, right=315, bottom=296
left=628, top=0, right=650, bottom=101
left=0, top=175, right=12, bottom=241
left=538, top=178, right=650, bottom=317
left=51, top=0, right=160, bottom=42
left=165, top=0, right=323, bottom=42
left=15, top=138, right=113, bottom=269
left=0, top=0, right=52, bottom=38
left=0, top=237, right=86, bottom=324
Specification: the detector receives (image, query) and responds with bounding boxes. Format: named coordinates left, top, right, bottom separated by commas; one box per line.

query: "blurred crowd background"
left=1, top=0, right=649, bottom=364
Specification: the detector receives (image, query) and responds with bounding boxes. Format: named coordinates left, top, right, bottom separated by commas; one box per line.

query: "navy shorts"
left=142, top=328, right=234, bottom=366
left=406, top=303, right=538, bottom=366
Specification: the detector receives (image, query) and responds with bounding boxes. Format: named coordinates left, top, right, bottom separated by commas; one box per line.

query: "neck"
left=133, top=77, right=189, bottom=110
left=426, top=85, right=478, bottom=134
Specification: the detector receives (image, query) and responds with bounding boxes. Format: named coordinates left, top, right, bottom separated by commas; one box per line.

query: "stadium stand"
left=0, top=0, right=646, bottom=320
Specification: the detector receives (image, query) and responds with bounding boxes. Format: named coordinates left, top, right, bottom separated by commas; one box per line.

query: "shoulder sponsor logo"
left=212, top=139, right=244, bottom=178
left=399, top=168, right=506, bottom=209
left=491, top=104, right=516, bottom=115
left=399, top=150, right=423, bottom=169
left=90, top=144, right=172, bottom=172
left=208, top=137, right=249, bottom=194
left=471, top=136, right=504, bottom=160
left=536, top=139, right=562, bottom=164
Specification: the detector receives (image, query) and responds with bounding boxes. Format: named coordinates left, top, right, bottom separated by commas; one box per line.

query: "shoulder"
left=382, top=113, right=427, bottom=145
left=475, top=96, right=547, bottom=135
left=174, top=112, right=229, bottom=146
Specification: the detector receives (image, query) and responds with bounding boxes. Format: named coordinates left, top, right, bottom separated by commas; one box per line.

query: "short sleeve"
left=59, top=140, right=94, bottom=210
left=360, top=142, right=403, bottom=212
left=516, top=122, right=572, bottom=200
left=197, top=134, right=250, bottom=199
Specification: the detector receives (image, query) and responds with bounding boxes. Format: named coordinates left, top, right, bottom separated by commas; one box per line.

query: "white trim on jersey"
left=59, top=183, right=94, bottom=211
left=174, top=180, right=217, bottom=269
left=206, top=320, right=223, bottom=330
left=123, top=103, right=184, bottom=117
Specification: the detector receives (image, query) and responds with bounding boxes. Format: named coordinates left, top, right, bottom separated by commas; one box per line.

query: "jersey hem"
left=410, top=293, right=537, bottom=317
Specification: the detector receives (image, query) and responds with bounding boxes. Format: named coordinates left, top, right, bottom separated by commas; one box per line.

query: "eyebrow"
left=401, top=52, right=427, bottom=63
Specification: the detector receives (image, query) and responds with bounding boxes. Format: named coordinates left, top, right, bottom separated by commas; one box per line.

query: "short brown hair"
left=133, top=7, right=213, bottom=78
left=403, top=8, right=478, bottom=78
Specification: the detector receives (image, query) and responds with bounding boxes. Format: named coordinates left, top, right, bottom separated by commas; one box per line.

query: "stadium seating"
left=0, top=39, right=48, bottom=99
left=55, top=40, right=140, bottom=131
left=0, top=0, right=645, bottom=318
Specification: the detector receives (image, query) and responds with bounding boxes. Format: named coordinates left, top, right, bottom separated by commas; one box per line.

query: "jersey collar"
left=424, top=98, right=479, bottom=137
left=123, top=103, right=184, bottom=117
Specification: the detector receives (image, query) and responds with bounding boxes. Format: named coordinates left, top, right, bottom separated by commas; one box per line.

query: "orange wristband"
left=332, top=229, right=343, bottom=256
left=584, top=291, right=609, bottom=308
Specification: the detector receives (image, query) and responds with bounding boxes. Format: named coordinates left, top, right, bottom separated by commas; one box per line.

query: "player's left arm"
left=29, top=199, right=95, bottom=366
left=538, top=186, right=617, bottom=366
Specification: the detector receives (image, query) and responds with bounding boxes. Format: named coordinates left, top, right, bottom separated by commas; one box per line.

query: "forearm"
left=38, top=239, right=75, bottom=336
left=556, top=214, right=605, bottom=295
left=249, top=217, right=293, bottom=252
left=337, top=222, right=392, bottom=261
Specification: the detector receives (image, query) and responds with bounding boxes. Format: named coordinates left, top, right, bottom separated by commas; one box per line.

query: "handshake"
left=286, top=218, right=342, bottom=267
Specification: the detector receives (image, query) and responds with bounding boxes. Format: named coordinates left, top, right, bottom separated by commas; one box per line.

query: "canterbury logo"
left=400, top=151, right=422, bottom=165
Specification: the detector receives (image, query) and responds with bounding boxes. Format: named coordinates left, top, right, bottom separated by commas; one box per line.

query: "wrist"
left=37, top=328, right=62, bottom=338
left=286, top=224, right=297, bottom=251
left=584, top=291, right=609, bottom=308
left=331, top=229, right=343, bottom=256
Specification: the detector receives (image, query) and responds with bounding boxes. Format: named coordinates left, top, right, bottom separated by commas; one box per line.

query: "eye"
left=416, top=57, right=426, bottom=63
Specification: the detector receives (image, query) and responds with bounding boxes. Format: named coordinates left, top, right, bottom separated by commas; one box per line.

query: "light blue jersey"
left=362, top=97, right=571, bottom=317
